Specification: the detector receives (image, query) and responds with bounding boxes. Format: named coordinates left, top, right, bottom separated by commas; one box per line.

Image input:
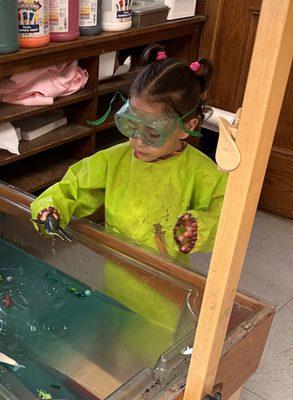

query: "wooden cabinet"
left=0, top=16, right=205, bottom=194
left=196, top=0, right=293, bottom=218
left=259, top=68, right=293, bottom=218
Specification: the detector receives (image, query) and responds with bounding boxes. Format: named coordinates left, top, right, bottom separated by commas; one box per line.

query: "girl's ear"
left=178, top=118, right=199, bottom=139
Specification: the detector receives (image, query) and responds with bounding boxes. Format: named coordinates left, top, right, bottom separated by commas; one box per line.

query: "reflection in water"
left=0, top=238, right=196, bottom=399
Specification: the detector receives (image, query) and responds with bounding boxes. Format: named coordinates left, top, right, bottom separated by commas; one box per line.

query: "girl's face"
left=129, top=96, right=197, bottom=162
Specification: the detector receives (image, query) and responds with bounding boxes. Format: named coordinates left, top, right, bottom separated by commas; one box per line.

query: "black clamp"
left=204, top=393, right=221, bottom=400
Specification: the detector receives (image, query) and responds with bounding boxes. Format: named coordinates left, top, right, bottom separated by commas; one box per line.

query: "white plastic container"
left=164, top=0, right=197, bottom=20
left=102, top=0, right=132, bottom=32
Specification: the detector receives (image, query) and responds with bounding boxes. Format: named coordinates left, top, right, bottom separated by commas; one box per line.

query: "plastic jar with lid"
left=0, top=0, right=19, bottom=54
left=49, top=0, right=80, bottom=42
left=102, top=0, right=132, bottom=32
left=17, top=0, right=50, bottom=48
left=79, top=0, right=102, bottom=36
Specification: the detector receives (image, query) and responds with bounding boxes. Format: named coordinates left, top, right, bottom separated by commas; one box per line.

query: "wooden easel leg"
left=183, top=0, right=293, bottom=399
left=227, top=387, right=242, bottom=400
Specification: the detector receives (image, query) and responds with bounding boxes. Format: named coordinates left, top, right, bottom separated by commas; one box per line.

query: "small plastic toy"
left=2, top=294, right=13, bottom=308
left=37, top=389, right=52, bottom=400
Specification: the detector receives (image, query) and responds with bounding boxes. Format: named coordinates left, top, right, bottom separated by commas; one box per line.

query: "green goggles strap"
left=87, top=91, right=127, bottom=126
left=182, top=124, right=202, bottom=138
left=177, top=118, right=202, bottom=138
left=177, top=99, right=202, bottom=138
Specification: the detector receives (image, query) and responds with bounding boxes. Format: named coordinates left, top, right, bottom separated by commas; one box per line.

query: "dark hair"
left=130, top=44, right=214, bottom=123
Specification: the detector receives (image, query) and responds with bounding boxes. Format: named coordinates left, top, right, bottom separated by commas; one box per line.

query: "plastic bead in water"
left=2, top=294, right=13, bottom=308
left=37, top=389, right=52, bottom=400
left=67, top=286, right=91, bottom=298
left=50, top=383, right=61, bottom=390
left=6, top=276, right=13, bottom=282
left=68, top=286, right=79, bottom=294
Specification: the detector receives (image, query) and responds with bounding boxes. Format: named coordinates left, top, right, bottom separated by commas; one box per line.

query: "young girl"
left=31, top=44, right=227, bottom=259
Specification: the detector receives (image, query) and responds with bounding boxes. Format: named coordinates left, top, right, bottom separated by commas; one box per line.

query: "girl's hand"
left=173, top=212, right=198, bottom=254
left=34, top=207, right=71, bottom=242
left=32, top=206, right=61, bottom=236
left=38, top=206, right=60, bottom=223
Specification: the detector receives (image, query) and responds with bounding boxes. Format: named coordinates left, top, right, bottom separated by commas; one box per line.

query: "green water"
left=0, top=238, right=176, bottom=399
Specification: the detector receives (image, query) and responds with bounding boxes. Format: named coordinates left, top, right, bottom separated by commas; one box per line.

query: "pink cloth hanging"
left=0, top=61, right=89, bottom=106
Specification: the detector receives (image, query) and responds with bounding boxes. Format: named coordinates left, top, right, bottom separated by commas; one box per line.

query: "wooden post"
left=184, top=1, right=293, bottom=399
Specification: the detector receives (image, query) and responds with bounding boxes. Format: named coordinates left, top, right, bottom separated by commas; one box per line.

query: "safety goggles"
left=88, top=92, right=201, bottom=148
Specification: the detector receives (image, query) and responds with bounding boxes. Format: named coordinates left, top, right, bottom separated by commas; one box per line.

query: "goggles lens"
left=114, top=101, right=179, bottom=147
left=88, top=91, right=202, bottom=146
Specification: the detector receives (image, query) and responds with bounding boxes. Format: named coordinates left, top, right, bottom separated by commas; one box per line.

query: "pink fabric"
left=0, top=61, right=89, bottom=106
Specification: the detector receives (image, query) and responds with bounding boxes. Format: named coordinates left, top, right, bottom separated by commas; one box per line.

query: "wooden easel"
left=183, top=0, right=293, bottom=399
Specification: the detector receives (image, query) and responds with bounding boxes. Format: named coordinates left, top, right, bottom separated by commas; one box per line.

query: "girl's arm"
left=30, top=151, right=108, bottom=230
left=174, top=172, right=227, bottom=253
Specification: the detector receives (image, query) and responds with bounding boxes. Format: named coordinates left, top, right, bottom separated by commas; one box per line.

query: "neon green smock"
left=31, top=142, right=227, bottom=257
left=31, top=142, right=227, bottom=338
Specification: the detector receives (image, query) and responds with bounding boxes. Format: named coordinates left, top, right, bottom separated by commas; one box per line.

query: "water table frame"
left=0, top=0, right=292, bottom=399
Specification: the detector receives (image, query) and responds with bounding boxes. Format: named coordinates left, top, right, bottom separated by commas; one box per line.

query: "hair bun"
left=140, top=43, right=166, bottom=66
left=196, top=58, right=214, bottom=92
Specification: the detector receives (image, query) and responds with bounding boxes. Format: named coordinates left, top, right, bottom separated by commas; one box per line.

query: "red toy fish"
left=2, top=294, right=13, bottom=308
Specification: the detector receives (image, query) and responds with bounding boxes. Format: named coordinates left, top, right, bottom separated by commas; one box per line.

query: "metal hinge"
left=204, top=392, right=222, bottom=400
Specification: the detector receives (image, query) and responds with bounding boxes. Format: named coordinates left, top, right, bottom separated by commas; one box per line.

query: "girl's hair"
left=130, top=44, right=214, bottom=123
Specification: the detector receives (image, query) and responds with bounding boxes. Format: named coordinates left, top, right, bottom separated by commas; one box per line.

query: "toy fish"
left=2, top=294, right=13, bottom=308
left=0, top=352, right=25, bottom=371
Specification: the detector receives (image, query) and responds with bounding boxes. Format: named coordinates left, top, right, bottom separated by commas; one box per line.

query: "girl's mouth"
left=134, top=150, right=148, bottom=157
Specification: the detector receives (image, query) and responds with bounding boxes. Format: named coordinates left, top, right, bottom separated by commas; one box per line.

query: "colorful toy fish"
left=2, top=294, right=13, bottom=308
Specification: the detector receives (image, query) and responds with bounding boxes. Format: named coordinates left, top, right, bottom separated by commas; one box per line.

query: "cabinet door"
left=259, top=68, right=293, bottom=219
left=207, top=0, right=262, bottom=112
left=198, top=0, right=292, bottom=218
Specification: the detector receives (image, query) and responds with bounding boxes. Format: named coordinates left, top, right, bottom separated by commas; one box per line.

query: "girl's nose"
left=134, top=135, right=147, bottom=147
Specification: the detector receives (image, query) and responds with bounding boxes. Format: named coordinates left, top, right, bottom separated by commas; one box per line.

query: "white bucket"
left=102, top=0, right=132, bottom=32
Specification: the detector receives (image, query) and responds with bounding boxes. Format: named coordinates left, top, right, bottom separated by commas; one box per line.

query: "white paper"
left=98, top=53, right=131, bottom=81
left=0, top=352, right=25, bottom=371
left=98, top=52, right=116, bottom=81
left=181, top=346, right=193, bottom=355
left=113, top=56, right=131, bottom=77
left=0, top=122, right=20, bottom=155
left=202, top=107, right=236, bottom=132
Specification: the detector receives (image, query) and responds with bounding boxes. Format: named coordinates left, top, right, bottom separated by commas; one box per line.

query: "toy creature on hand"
left=173, top=213, right=198, bottom=254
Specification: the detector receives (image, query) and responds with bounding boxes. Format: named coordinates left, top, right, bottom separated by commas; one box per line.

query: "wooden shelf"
left=0, top=90, right=94, bottom=124
left=0, top=16, right=206, bottom=79
left=0, top=124, right=93, bottom=167
left=0, top=17, right=206, bottom=192
left=95, top=119, right=116, bottom=132
left=4, top=155, right=77, bottom=193
left=98, top=69, right=139, bottom=96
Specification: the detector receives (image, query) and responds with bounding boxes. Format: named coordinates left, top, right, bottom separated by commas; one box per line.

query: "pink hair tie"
left=189, top=61, right=201, bottom=72
left=156, top=51, right=167, bottom=60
